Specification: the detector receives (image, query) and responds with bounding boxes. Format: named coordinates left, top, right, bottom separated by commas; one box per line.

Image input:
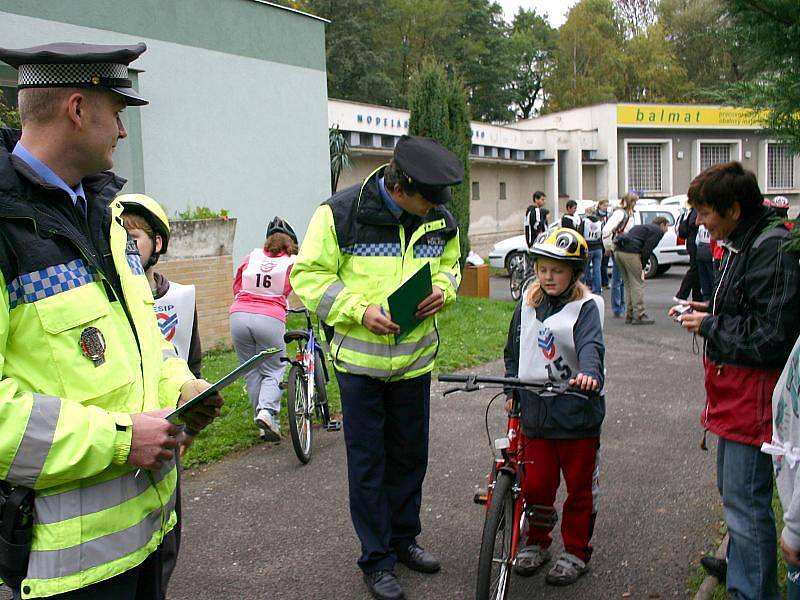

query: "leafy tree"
left=446, top=0, right=515, bottom=122
left=508, top=8, right=555, bottom=120
left=614, top=0, right=658, bottom=36
left=621, top=22, right=690, bottom=102
left=658, top=0, right=745, bottom=99
left=0, top=90, right=20, bottom=129
left=408, top=60, right=472, bottom=264
left=712, top=0, right=800, bottom=151
left=544, top=0, right=625, bottom=112
left=329, top=125, right=352, bottom=193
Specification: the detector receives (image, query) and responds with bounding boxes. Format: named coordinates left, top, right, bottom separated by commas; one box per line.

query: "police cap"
left=393, top=135, right=464, bottom=204
left=0, top=42, right=148, bottom=106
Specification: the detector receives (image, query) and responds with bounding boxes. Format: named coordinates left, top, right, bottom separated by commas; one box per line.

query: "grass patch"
left=183, top=296, right=514, bottom=467
left=687, top=484, right=787, bottom=598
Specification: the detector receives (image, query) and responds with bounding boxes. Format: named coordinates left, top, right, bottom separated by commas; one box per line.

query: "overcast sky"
left=495, top=0, right=579, bottom=27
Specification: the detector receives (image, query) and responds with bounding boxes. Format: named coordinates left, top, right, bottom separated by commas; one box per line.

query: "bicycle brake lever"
left=442, top=387, right=461, bottom=396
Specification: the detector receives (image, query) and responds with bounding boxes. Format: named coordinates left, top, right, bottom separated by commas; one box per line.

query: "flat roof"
left=247, top=0, right=330, bottom=23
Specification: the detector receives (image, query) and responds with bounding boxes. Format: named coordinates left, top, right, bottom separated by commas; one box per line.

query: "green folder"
left=388, top=263, right=432, bottom=344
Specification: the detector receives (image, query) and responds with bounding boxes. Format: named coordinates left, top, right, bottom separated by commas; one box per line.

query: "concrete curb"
left=694, top=534, right=729, bottom=600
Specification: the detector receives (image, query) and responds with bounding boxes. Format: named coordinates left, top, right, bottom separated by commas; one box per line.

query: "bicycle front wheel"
left=287, top=364, right=313, bottom=464
left=476, top=471, right=516, bottom=600
left=509, top=264, right=526, bottom=301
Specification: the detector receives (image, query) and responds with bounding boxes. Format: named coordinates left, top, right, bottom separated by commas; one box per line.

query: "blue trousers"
left=611, top=256, right=626, bottom=316
left=335, top=370, right=431, bottom=573
left=585, top=248, right=603, bottom=295
left=790, top=563, right=800, bottom=600
left=601, top=253, right=610, bottom=287
left=717, top=437, right=779, bottom=600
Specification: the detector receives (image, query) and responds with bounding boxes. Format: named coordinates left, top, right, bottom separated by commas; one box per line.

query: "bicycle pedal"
left=325, top=420, right=342, bottom=432
left=473, top=489, right=488, bottom=505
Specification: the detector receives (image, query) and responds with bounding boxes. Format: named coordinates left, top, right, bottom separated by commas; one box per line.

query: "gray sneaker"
left=513, top=544, right=551, bottom=577
left=631, top=314, right=655, bottom=325
left=255, top=409, right=281, bottom=442
left=545, top=553, right=589, bottom=586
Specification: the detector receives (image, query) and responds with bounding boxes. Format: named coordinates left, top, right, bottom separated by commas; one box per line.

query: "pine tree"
left=408, top=60, right=472, bottom=265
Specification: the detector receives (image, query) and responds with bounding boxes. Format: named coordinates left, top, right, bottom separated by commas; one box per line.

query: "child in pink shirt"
left=229, top=217, right=297, bottom=440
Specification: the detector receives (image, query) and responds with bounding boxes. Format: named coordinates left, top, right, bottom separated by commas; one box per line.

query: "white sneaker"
left=255, top=409, right=281, bottom=442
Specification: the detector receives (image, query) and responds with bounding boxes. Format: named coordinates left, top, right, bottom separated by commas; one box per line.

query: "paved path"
left=167, top=267, right=721, bottom=599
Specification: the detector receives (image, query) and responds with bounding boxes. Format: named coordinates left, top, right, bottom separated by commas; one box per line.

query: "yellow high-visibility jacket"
left=0, top=138, right=193, bottom=598
left=291, top=166, right=461, bottom=380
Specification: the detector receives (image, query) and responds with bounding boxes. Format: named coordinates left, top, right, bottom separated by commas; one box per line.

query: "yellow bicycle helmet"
left=530, top=227, right=588, bottom=268
left=117, top=193, right=171, bottom=254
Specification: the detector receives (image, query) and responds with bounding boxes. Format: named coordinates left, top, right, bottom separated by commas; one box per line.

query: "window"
left=470, top=145, right=480, bottom=156
left=640, top=210, right=675, bottom=226
left=525, top=149, right=544, bottom=162
left=381, top=135, right=395, bottom=149
left=700, top=143, right=731, bottom=171
left=499, top=182, right=506, bottom=200
left=471, top=181, right=480, bottom=201
left=557, top=150, right=568, bottom=197
left=767, top=143, right=794, bottom=189
left=627, top=143, right=662, bottom=193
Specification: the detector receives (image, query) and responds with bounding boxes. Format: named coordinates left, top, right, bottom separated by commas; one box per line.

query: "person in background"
left=602, top=193, right=637, bottom=318
left=561, top=200, right=581, bottom=231
left=525, top=190, right=549, bottom=248
left=504, top=227, right=605, bottom=586
left=229, top=217, right=297, bottom=441
left=695, top=223, right=713, bottom=302
left=765, top=196, right=794, bottom=230
left=581, top=205, right=604, bottom=295
left=596, top=198, right=611, bottom=289
left=674, top=161, right=800, bottom=599
left=613, top=216, right=669, bottom=325
left=674, top=208, right=701, bottom=303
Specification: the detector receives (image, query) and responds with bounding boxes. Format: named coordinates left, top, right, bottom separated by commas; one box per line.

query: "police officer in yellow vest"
left=0, top=43, right=221, bottom=599
left=291, top=135, right=463, bottom=600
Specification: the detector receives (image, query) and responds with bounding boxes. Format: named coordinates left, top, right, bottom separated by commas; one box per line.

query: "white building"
left=329, top=99, right=799, bottom=253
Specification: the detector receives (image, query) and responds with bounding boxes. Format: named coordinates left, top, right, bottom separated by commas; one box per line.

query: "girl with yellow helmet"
left=503, top=226, right=607, bottom=586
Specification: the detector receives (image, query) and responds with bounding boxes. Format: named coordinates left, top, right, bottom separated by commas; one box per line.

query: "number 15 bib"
left=518, top=294, right=604, bottom=383
left=241, top=249, right=293, bottom=297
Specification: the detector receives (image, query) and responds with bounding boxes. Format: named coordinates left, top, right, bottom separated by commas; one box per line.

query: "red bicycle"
left=439, top=374, right=581, bottom=600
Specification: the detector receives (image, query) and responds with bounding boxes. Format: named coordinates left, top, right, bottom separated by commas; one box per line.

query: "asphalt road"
left=166, top=265, right=720, bottom=600
left=0, top=266, right=720, bottom=600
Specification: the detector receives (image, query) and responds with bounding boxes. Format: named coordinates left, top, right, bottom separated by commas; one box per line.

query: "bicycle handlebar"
left=437, top=373, right=585, bottom=397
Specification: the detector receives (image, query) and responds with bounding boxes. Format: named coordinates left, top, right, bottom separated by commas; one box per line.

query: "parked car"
left=489, top=205, right=688, bottom=279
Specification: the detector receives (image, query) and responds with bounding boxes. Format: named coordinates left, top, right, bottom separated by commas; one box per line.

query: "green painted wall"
left=0, top=0, right=326, bottom=72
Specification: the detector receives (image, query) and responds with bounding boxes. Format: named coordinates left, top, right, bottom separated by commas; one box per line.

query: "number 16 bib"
left=241, top=249, right=293, bottom=297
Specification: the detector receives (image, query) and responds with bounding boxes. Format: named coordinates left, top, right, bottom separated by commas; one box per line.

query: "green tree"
left=712, top=0, right=800, bottom=151
left=0, top=90, right=20, bottom=129
left=508, top=7, right=555, bottom=119
left=408, top=60, right=472, bottom=264
left=621, top=22, right=690, bottom=102
left=544, top=0, right=625, bottom=112
left=614, top=0, right=658, bottom=37
left=658, top=0, right=745, bottom=100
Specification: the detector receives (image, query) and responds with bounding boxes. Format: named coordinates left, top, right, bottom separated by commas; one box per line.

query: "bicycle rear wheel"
left=509, top=262, right=526, bottom=301
left=476, top=471, right=516, bottom=600
left=287, top=363, right=312, bottom=464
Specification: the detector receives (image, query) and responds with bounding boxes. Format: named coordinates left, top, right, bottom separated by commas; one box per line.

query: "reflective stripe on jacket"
left=291, top=166, right=461, bottom=381
left=0, top=132, right=194, bottom=598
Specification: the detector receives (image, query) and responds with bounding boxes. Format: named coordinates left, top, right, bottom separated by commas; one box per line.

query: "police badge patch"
left=80, top=327, right=106, bottom=366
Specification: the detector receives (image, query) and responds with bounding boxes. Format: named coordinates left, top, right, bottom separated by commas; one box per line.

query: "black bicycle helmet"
left=266, top=216, right=297, bottom=244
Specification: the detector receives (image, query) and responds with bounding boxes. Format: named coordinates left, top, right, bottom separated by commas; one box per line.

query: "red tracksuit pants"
left=521, top=435, right=601, bottom=563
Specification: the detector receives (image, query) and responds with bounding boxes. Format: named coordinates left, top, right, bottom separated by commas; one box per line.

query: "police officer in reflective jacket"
left=0, top=43, right=221, bottom=599
left=291, top=135, right=463, bottom=600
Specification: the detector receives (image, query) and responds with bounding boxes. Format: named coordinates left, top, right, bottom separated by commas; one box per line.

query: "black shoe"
left=363, top=571, right=405, bottom=600
left=395, top=543, right=441, bottom=573
left=700, top=556, right=727, bottom=583
left=631, top=314, right=654, bottom=325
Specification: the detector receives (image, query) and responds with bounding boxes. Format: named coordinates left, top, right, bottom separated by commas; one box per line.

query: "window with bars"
left=700, top=143, right=731, bottom=171
left=499, top=182, right=507, bottom=200
left=767, top=143, right=794, bottom=189
left=627, top=144, right=662, bottom=193
left=472, top=181, right=480, bottom=201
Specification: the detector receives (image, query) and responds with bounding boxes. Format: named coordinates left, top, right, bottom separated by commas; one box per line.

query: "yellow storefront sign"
left=617, top=104, right=769, bottom=128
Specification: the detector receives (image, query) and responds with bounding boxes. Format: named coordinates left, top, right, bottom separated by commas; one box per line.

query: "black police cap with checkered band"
left=0, top=42, right=148, bottom=106
left=393, top=135, right=464, bottom=204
